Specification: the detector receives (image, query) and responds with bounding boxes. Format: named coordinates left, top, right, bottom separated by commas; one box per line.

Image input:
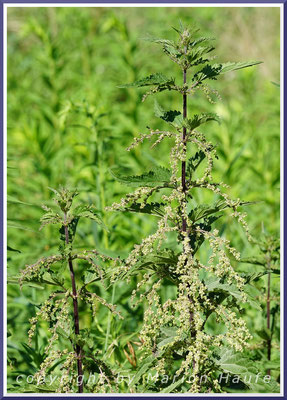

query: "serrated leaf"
left=73, top=205, right=108, bottom=231
left=118, top=73, right=175, bottom=88
left=110, top=166, right=172, bottom=187
left=186, top=112, right=220, bottom=131
left=194, top=61, right=262, bottom=83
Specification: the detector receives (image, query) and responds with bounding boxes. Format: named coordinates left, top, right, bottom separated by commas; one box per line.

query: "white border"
left=3, top=2, right=284, bottom=397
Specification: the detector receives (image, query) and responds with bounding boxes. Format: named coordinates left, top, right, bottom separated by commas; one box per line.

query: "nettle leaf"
left=110, top=166, right=172, bottom=187
left=205, top=276, right=261, bottom=311
left=48, top=187, right=78, bottom=212
left=190, top=36, right=215, bottom=47
left=186, top=112, right=220, bottom=131
left=193, top=61, right=262, bottom=83
left=118, top=73, right=175, bottom=88
left=120, top=249, right=179, bottom=283
left=186, top=151, right=206, bottom=176
left=240, top=271, right=267, bottom=283
left=154, top=100, right=183, bottom=128
left=59, top=218, right=79, bottom=245
left=72, top=205, right=108, bottom=230
left=123, top=202, right=166, bottom=217
left=40, top=206, right=63, bottom=230
left=8, top=275, right=45, bottom=290
left=134, top=249, right=179, bottom=283
left=216, top=349, right=280, bottom=393
left=143, top=36, right=176, bottom=47
left=218, top=61, right=262, bottom=74
left=187, top=45, right=215, bottom=67
left=189, top=199, right=254, bottom=224
left=82, top=270, right=100, bottom=286
left=239, top=256, right=266, bottom=266
left=189, top=216, right=221, bottom=254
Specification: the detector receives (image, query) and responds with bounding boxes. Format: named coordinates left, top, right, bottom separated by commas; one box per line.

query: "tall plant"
left=108, top=26, right=278, bottom=393
left=18, top=188, right=121, bottom=393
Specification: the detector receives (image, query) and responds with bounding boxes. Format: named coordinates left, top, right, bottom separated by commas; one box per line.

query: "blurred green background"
left=7, top=6, right=280, bottom=391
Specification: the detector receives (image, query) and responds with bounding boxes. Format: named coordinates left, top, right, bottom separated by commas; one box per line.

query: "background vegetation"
left=7, top=6, right=280, bottom=393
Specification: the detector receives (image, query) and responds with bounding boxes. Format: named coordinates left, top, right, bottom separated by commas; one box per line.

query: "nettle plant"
left=18, top=188, right=122, bottom=393
left=108, top=27, right=278, bottom=393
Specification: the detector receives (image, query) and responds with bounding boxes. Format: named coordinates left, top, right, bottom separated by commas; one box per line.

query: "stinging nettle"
left=19, top=188, right=122, bottom=393
left=107, top=26, right=276, bottom=393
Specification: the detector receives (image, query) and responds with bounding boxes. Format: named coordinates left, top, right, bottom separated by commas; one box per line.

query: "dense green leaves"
left=7, top=8, right=279, bottom=395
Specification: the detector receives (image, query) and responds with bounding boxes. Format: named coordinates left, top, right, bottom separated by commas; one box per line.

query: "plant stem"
left=181, top=67, right=187, bottom=233
left=64, top=213, right=84, bottom=393
left=267, top=266, right=271, bottom=376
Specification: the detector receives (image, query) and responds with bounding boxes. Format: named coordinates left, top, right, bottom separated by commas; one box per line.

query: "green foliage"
left=7, top=6, right=280, bottom=395
left=110, top=166, right=172, bottom=187
left=109, top=23, right=279, bottom=395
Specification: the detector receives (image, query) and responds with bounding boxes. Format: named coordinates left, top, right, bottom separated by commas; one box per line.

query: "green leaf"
left=205, top=276, right=261, bottom=311
left=118, top=73, right=175, bottom=88
left=73, top=205, right=108, bottom=231
left=7, top=195, right=35, bottom=206
left=130, top=355, right=157, bottom=386
left=123, top=202, right=166, bottom=217
left=240, top=256, right=266, bottom=266
left=8, top=276, right=45, bottom=290
left=160, top=378, right=184, bottom=393
left=216, top=349, right=279, bottom=393
left=7, top=245, right=21, bottom=253
left=186, top=112, right=220, bottom=131
left=256, top=328, right=272, bottom=341
left=127, top=249, right=179, bottom=284
left=157, top=326, right=178, bottom=348
left=189, top=199, right=254, bottom=223
left=110, top=166, right=172, bottom=187
left=194, top=61, right=262, bottom=83
left=154, top=100, right=183, bottom=128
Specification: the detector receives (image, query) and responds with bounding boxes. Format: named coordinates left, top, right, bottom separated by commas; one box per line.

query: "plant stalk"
left=267, top=267, right=271, bottom=376
left=64, top=214, right=84, bottom=393
left=181, top=66, right=196, bottom=371
left=181, top=67, right=187, bottom=233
